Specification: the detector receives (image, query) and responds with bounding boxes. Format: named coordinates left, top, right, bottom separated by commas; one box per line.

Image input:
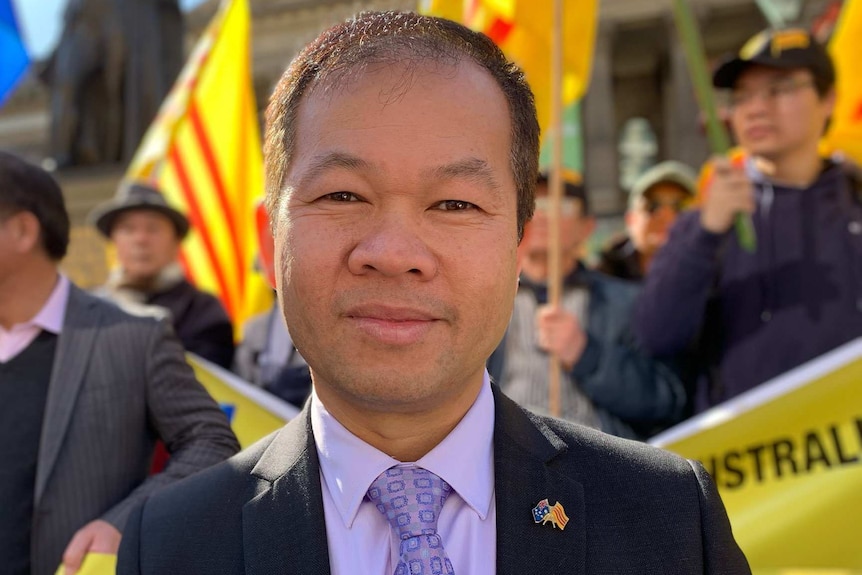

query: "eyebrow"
left=297, top=153, right=504, bottom=191
left=296, top=152, right=371, bottom=191
left=426, top=158, right=504, bottom=198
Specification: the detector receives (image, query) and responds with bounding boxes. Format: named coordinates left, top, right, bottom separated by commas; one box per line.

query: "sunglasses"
left=641, top=198, right=689, bottom=215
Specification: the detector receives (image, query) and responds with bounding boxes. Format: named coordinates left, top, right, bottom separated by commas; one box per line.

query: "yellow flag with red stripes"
left=420, top=0, right=597, bottom=137
left=822, top=0, right=862, bottom=164
left=124, top=0, right=270, bottom=328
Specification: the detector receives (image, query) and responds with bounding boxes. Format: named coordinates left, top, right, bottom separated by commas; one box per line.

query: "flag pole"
left=671, top=0, right=757, bottom=252
left=547, top=0, right=564, bottom=419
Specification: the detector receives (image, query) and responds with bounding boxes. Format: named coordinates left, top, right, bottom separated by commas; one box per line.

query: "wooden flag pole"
left=547, top=0, right=564, bottom=419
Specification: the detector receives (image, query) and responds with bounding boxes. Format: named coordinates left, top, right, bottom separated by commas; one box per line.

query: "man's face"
left=110, top=210, right=180, bottom=283
left=273, top=60, right=520, bottom=415
left=518, top=184, right=594, bottom=283
left=729, top=66, right=834, bottom=163
left=626, top=182, right=690, bottom=257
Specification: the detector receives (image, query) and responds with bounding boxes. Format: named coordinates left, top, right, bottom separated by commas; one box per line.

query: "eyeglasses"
left=729, top=78, right=815, bottom=108
left=534, top=197, right=581, bottom=216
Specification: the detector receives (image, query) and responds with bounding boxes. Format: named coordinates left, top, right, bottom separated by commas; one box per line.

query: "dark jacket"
left=29, top=285, right=239, bottom=575
left=597, top=235, right=644, bottom=282
left=491, top=265, right=688, bottom=439
left=117, top=387, right=750, bottom=574
left=634, top=160, right=862, bottom=411
left=146, top=279, right=235, bottom=369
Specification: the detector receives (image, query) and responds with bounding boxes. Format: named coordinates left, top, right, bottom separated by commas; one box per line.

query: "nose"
left=347, top=214, right=438, bottom=280
left=652, top=205, right=677, bottom=225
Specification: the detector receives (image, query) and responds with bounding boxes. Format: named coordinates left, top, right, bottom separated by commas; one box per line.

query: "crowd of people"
left=2, top=10, right=861, bottom=575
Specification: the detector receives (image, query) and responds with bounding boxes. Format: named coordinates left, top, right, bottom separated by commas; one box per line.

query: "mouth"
left=344, top=304, right=442, bottom=346
left=744, top=125, right=773, bottom=140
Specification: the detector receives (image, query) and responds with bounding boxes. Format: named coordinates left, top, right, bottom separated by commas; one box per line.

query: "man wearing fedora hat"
left=90, top=182, right=235, bottom=368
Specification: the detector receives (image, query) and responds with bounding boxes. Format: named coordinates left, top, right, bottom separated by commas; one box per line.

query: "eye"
left=434, top=200, right=477, bottom=211
left=322, top=191, right=360, bottom=202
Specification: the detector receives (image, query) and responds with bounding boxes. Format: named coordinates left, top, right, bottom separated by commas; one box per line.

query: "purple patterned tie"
left=367, top=465, right=456, bottom=575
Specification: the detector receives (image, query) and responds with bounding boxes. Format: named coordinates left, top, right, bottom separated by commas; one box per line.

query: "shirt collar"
left=29, top=274, right=70, bottom=335
left=311, top=372, right=496, bottom=529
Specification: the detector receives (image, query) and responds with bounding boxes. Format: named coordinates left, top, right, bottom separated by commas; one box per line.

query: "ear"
left=9, top=211, right=42, bottom=255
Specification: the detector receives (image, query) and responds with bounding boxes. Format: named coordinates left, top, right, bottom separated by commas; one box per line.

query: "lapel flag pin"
left=532, top=498, right=570, bottom=530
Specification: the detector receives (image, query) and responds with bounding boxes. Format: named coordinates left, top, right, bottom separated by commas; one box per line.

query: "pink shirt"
left=311, top=372, right=496, bottom=575
left=0, top=274, right=69, bottom=363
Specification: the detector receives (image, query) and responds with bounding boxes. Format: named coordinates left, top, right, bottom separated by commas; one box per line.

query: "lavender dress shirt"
left=311, top=372, right=497, bottom=575
left=0, top=274, right=69, bottom=362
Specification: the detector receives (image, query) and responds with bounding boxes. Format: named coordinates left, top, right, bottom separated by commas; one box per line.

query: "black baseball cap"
left=537, top=169, right=590, bottom=216
left=712, top=28, right=834, bottom=90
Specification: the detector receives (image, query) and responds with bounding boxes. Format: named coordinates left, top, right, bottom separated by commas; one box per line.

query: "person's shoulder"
left=537, top=412, right=693, bottom=479
left=74, top=283, right=165, bottom=330
left=140, top=430, right=280, bottom=520
left=583, top=267, right=640, bottom=302
left=181, top=281, right=232, bottom=322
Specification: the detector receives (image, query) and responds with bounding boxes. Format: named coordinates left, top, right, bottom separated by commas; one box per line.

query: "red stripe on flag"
left=852, top=100, right=862, bottom=123
left=169, top=146, right=237, bottom=320
left=466, top=0, right=479, bottom=22
left=486, top=17, right=513, bottom=44
left=189, top=99, right=246, bottom=296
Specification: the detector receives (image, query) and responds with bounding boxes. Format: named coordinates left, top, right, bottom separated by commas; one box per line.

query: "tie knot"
left=367, top=465, right=452, bottom=540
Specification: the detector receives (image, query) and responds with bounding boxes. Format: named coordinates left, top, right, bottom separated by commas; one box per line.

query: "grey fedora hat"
left=90, top=182, right=190, bottom=239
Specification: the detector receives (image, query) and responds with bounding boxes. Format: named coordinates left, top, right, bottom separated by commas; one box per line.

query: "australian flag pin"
left=532, top=498, right=570, bottom=530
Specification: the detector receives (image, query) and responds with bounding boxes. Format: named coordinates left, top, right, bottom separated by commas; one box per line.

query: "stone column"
left=583, top=20, right=621, bottom=216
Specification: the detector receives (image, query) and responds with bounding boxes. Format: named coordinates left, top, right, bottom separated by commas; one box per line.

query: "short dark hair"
left=264, top=11, right=540, bottom=240
left=0, top=151, right=70, bottom=260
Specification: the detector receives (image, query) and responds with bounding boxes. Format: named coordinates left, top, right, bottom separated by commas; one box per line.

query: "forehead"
left=288, top=58, right=514, bottom=183
left=113, top=209, right=174, bottom=228
left=643, top=182, right=689, bottom=199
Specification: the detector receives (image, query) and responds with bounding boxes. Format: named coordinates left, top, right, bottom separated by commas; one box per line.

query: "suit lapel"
left=35, top=285, right=101, bottom=506
left=493, top=387, right=586, bottom=575
left=243, top=407, right=331, bottom=575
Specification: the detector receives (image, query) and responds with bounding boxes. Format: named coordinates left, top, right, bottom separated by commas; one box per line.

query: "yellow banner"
left=652, top=339, right=862, bottom=568
left=54, top=553, right=116, bottom=575
left=188, top=354, right=299, bottom=449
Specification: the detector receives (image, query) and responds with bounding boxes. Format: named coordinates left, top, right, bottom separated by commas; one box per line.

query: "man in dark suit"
left=0, top=151, right=240, bottom=575
left=118, top=11, right=750, bottom=573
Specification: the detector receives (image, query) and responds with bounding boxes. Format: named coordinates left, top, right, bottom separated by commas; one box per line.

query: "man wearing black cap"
left=491, top=171, right=687, bottom=438
left=90, top=183, right=235, bottom=368
left=0, top=152, right=239, bottom=575
left=635, top=29, right=862, bottom=411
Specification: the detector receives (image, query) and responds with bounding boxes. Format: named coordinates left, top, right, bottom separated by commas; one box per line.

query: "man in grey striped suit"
left=0, top=152, right=240, bottom=575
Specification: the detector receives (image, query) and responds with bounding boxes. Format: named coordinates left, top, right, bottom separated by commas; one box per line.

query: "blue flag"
left=0, top=0, right=29, bottom=106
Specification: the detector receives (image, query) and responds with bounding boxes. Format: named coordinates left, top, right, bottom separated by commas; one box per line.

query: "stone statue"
left=43, top=0, right=184, bottom=168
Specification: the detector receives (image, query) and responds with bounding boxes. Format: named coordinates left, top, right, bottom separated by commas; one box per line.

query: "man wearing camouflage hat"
left=598, top=161, right=697, bottom=281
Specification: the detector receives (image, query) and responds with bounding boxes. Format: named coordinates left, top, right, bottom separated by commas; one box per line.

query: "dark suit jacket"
left=31, top=285, right=240, bottom=575
left=118, top=387, right=750, bottom=574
